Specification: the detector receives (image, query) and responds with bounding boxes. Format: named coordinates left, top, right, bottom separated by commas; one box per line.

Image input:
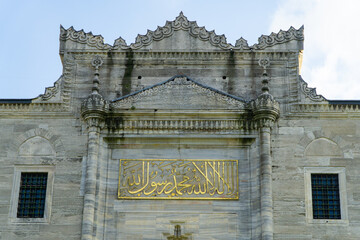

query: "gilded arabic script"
left=118, top=159, right=238, bottom=200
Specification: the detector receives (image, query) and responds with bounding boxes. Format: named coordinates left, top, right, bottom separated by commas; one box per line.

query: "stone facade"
left=0, top=13, right=360, bottom=240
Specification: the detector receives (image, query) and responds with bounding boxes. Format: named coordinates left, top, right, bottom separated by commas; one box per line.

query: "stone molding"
left=299, top=77, right=326, bottom=102
left=83, top=115, right=106, bottom=131
left=61, top=55, right=76, bottom=108
left=0, top=102, right=64, bottom=112
left=290, top=104, right=360, bottom=113
left=9, top=165, right=55, bottom=224
left=60, top=13, right=303, bottom=52
left=294, top=130, right=352, bottom=159
left=304, top=167, right=348, bottom=224
left=71, top=51, right=296, bottom=61
left=105, top=118, right=255, bottom=133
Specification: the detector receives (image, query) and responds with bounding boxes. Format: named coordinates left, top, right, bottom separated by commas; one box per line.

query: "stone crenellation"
left=60, top=12, right=304, bottom=52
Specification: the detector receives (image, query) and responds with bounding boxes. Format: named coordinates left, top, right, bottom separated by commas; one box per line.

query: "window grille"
left=17, top=172, right=48, bottom=218
left=311, top=174, right=341, bottom=219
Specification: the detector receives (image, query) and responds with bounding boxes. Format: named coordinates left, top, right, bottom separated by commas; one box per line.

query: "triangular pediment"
left=111, top=75, right=246, bottom=110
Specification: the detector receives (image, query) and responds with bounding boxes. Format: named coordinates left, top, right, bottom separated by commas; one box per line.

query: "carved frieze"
left=291, top=104, right=360, bottom=113
left=106, top=119, right=254, bottom=133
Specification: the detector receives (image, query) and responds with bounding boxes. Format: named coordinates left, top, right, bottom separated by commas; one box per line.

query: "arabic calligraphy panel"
left=118, top=159, right=238, bottom=200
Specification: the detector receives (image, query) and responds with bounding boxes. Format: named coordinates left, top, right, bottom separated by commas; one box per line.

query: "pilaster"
left=80, top=56, right=108, bottom=240
left=251, top=58, right=280, bottom=240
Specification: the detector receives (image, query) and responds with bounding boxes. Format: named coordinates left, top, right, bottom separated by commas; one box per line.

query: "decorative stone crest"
left=130, top=12, right=232, bottom=50
left=60, top=14, right=304, bottom=52
left=33, top=76, right=61, bottom=102
left=112, top=37, right=129, bottom=50
left=60, top=25, right=112, bottom=50
left=299, top=77, right=326, bottom=102
left=234, top=37, right=250, bottom=50
left=252, top=26, right=304, bottom=50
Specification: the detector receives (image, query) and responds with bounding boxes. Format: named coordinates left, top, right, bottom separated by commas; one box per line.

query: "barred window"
left=17, top=172, right=48, bottom=218
left=311, top=174, right=341, bottom=219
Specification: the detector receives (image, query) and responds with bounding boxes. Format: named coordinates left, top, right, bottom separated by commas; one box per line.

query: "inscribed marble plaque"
left=118, top=159, right=238, bottom=200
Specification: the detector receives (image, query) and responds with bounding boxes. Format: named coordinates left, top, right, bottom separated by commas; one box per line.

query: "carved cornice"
left=291, top=104, right=360, bottom=113
left=105, top=118, right=255, bottom=133
left=299, top=77, right=326, bottom=102
left=130, top=12, right=232, bottom=50
left=0, top=102, right=65, bottom=112
left=111, top=76, right=246, bottom=109
left=251, top=26, right=304, bottom=50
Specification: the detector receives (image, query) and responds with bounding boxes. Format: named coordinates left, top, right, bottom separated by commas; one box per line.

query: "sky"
left=0, top=0, right=359, bottom=100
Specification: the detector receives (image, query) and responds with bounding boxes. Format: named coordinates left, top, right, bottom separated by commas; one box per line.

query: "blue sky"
left=0, top=0, right=359, bottom=99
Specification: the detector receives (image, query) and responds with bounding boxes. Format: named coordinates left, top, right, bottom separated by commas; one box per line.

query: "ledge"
left=0, top=99, right=32, bottom=104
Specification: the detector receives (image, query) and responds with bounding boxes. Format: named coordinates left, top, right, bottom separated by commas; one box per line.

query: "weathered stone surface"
left=0, top=12, right=360, bottom=240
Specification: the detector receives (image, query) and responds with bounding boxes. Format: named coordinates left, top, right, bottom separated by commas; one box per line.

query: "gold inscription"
left=118, top=159, right=238, bottom=200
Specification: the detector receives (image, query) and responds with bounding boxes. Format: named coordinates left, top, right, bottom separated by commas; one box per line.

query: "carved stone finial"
left=259, top=58, right=270, bottom=94
left=91, top=55, right=103, bottom=94
left=113, top=37, right=129, bottom=50
left=259, top=58, right=270, bottom=70
left=92, top=55, right=103, bottom=69
left=235, top=37, right=250, bottom=50
left=81, top=55, right=108, bottom=130
left=251, top=58, right=280, bottom=129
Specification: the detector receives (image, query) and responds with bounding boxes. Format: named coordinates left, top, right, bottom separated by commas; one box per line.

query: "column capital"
left=251, top=93, right=280, bottom=129
left=81, top=93, right=109, bottom=130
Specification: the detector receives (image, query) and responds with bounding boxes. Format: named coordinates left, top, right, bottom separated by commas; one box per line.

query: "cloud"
left=270, top=0, right=360, bottom=99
